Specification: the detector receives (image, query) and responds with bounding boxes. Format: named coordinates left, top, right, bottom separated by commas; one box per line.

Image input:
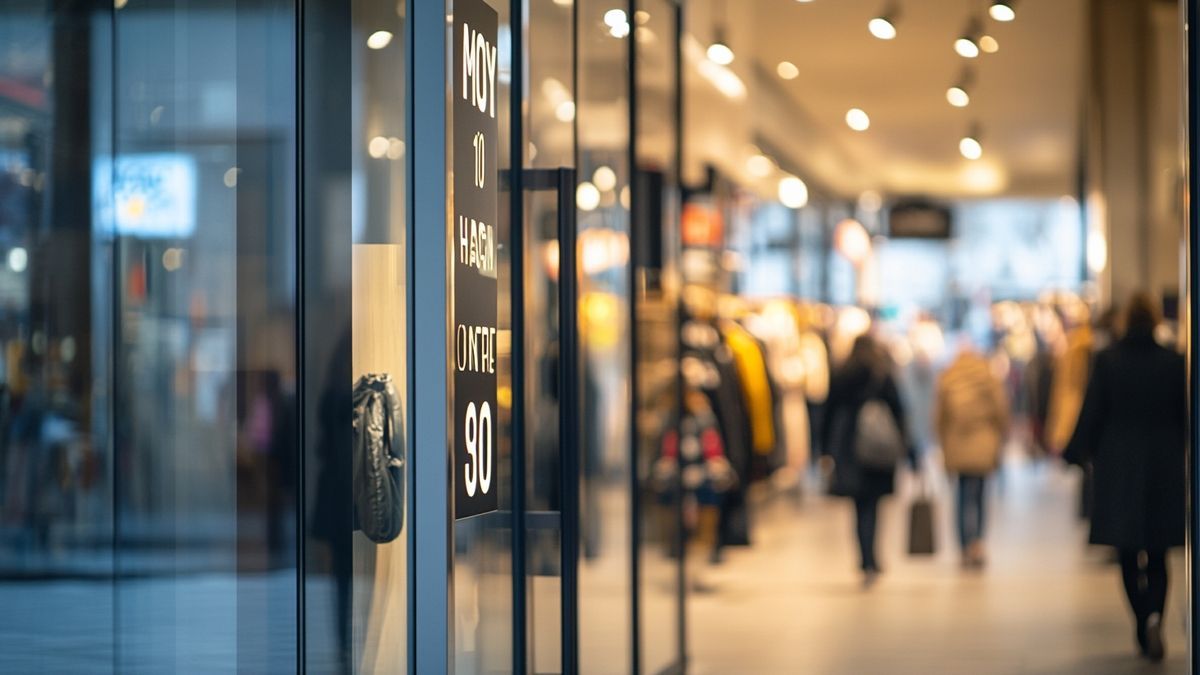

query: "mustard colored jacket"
left=722, top=321, right=777, bottom=455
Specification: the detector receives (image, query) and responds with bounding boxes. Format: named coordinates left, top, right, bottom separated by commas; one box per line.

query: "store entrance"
left=447, top=1, right=686, bottom=673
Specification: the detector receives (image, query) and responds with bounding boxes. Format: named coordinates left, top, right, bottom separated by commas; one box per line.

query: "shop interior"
left=661, top=0, right=1187, bottom=673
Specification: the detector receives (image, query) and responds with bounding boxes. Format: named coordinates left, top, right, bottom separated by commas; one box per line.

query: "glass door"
left=513, top=2, right=577, bottom=673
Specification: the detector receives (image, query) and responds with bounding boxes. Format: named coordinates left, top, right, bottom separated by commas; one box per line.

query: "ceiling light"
left=707, top=35, right=734, bottom=65
left=593, top=165, right=617, bottom=192
left=868, top=3, right=900, bottom=40
left=959, top=124, right=983, bottom=160
left=747, top=154, right=774, bottom=178
left=946, top=68, right=974, bottom=107
left=956, top=18, right=982, bottom=58
left=989, top=1, right=1016, bottom=22
left=979, top=35, right=999, bottom=53
left=555, top=100, right=576, bottom=122
left=604, top=9, right=630, bottom=37
left=778, top=176, right=809, bottom=209
left=868, top=17, right=897, bottom=40
left=368, top=136, right=390, bottom=158
left=777, top=61, right=799, bottom=80
left=955, top=37, right=979, bottom=58
left=367, top=31, right=394, bottom=50
left=845, top=108, right=870, bottom=131
left=603, top=9, right=626, bottom=28
left=577, top=182, right=601, bottom=211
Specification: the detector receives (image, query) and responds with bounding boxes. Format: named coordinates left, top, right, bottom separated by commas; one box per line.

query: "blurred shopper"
left=1045, top=303, right=1093, bottom=454
left=935, top=343, right=1010, bottom=569
left=822, top=333, right=911, bottom=587
left=1064, top=293, right=1185, bottom=662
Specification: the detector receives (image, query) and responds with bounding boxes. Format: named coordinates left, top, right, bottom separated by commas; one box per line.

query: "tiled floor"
left=688, top=457, right=1189, bottom=674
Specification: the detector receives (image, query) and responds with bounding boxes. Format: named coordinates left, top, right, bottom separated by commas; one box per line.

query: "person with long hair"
left=822, top=333, right=911, bottom=587
left=1065, top=292, right=1185, bottom=662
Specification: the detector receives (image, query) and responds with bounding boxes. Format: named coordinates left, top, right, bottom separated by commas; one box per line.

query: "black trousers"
left=854, top=495, right=880, bottom=572
left=1118, top=549, right=1168, bottom=632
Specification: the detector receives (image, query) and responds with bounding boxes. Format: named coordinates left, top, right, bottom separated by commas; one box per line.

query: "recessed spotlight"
left=956, top=18, right=983, bottom=58
left=868, top=17, right=897, bottom=40
left=955, top=37, right=979, bottom=58
left=979, top=35, right=999, bottom=53
left=846, top=108, right=870, bottom=131
left=868, top=3, right=900, bottom=40
left=959, top=134, right=982, bottom=160
left=707, top=38, right=734, bottom=65
left=367, top=30, right=393, bottom=50
left=989, top=1, right=1016, bottom=22
left=946, top=86, right=970, bottom=107
left=777, top=61, right=799, bottom=80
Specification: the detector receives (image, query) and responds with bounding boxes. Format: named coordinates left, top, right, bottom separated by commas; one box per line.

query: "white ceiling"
left=686, top=0, right=1086, bottom=200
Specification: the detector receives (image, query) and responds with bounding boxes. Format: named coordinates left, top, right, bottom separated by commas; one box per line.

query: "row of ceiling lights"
left=749, top=1, right=1019, bottom=202
left=864, top=1, right=1017, bottom=160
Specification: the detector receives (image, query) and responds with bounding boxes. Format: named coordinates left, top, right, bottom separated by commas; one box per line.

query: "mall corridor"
left=689, top=456, right=1189, bottom=675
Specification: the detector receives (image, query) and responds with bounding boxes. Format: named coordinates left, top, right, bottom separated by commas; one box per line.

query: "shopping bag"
left=907, top=476, right=936, bottom=556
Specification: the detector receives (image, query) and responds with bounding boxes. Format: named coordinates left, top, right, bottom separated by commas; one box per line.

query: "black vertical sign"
left=453, top=0, right=499, bottom=520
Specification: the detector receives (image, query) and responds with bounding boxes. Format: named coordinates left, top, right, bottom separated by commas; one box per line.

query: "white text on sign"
left=461, top=22, right=497, bottom=119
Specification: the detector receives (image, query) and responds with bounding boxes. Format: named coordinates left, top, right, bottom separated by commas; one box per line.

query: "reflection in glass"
left=577, top=0, right=634, bottom=670
left=635, top=1, right=684, bottom=672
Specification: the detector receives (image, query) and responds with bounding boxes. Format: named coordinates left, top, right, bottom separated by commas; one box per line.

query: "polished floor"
left=688, top=456, right=1189, bottom=674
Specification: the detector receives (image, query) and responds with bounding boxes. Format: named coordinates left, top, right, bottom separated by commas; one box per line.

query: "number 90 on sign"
left=463, top=400, right=493, bottom=497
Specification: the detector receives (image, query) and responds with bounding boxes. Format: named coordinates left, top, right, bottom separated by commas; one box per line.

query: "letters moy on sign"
left=452, top=0, right=499, bottom=520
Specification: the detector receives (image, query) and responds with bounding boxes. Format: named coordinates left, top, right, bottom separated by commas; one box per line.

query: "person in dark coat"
left=822, top=333, right=911, bottom=586
left=1064, top=292, right=1185, bottom=662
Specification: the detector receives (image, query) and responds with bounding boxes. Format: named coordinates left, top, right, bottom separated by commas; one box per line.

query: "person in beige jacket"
left=936, top=346, right=1011, bottom=568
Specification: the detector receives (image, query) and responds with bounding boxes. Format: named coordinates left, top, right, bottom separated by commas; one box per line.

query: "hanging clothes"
left=721, top=320, right=776, bottom=456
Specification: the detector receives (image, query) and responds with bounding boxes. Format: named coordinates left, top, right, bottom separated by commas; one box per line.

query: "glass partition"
left=0, top=1, right=304, bottom=671
left=634, top=1, right=684, bottom=672
left=576, top=0, right=634, bottom=670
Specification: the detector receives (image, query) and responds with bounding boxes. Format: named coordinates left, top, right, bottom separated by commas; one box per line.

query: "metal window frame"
left=409, top=0, right=452, bottom=672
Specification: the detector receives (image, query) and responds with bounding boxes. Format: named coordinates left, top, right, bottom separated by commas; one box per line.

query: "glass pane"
left=0, top=4, right=115, bottom=671
left=301, top=0, right=412, bottom=672
left=349, top=0, right=411, bottom=669
left=577, top=0, right=633, bottom=670
left=111, top=1, right=299, bottom=670
left=634, top=1, right=682, bottom=672
left=299, top=1, right=353, bottom=670
left=522, top=1, right=576, bottom=672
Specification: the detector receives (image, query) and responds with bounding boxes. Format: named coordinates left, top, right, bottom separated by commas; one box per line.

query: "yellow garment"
left=723, top=321, right=776, bottom=455
left=1045, top=325, right=1093, bottom=453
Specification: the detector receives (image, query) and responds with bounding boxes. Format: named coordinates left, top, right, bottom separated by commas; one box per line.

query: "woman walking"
left=935, top=344, right=1010, bottom=568
left=1065, top=293, right=1185, bottom=662
left=823, top=334, right=911, bottom=587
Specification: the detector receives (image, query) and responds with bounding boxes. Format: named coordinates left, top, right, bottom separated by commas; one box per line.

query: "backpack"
left=352, top=374, right=405, bottom=543
left=854, top=396, right=905, bottom=470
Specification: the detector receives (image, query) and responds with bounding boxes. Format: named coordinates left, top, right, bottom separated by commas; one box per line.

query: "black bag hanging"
left=907, top=473, right=936, bottom=556
left=352, top=374, right=406, bottom=543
